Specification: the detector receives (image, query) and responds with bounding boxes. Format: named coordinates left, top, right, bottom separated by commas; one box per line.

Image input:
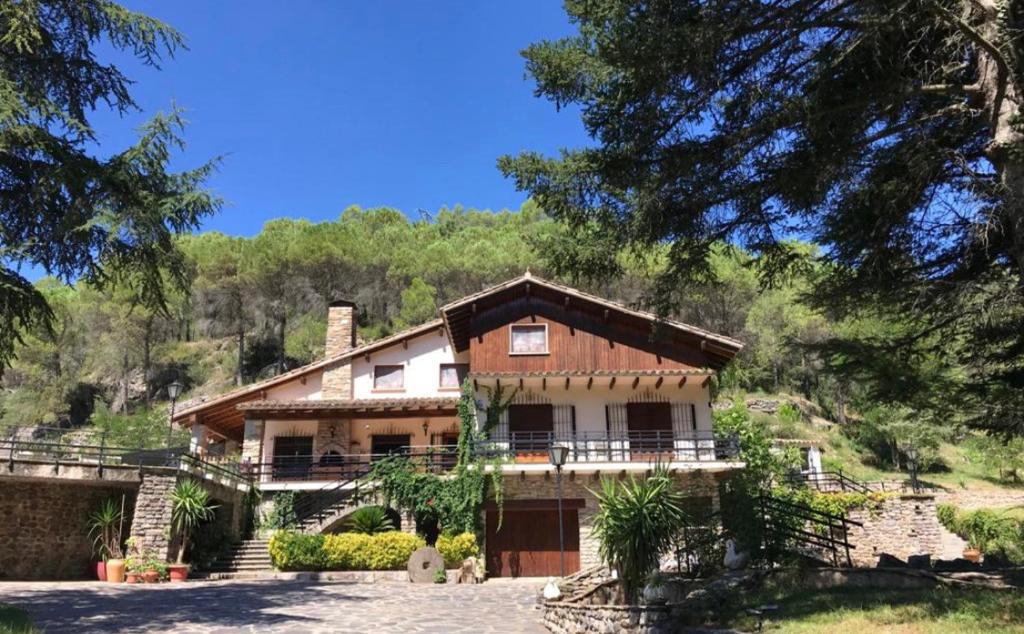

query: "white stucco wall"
left=351, top=331, right=469, bottom=399
left=260, top=419, right=319, bottom=466
left=265, top=373, right=322, bottom=401
left=474, top=380, right=713, bottom=433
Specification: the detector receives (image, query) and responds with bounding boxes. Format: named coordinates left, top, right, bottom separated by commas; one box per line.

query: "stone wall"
left=241, top=419, right=264, bottom=468
left=128, top=471, right=178, bottom=560
left=845, top=494, right=942, bottom=566
left=315, top=419, right=351, bottom=459
left=501, top=471, right=722, bottom=570
left=542, top=602, right=675, bottom=634
left=0, top=480, right=136, bottom=580
left=321, top=360, right=352, bottom=400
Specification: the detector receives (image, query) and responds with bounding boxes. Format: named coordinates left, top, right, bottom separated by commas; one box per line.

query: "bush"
left=269, top=530, right=424, bottom=571
left=937, top=505, right=1024, bottom=564
left=268, top=531, right=326, bottom=571
left=436, top=532, right=479, bottom=568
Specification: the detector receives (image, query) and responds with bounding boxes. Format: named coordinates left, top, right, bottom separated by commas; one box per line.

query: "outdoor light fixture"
left=166, top=380, right=184, bottom=457
left=422, top=421, right=430, bottom=436
left=549, top=442, right=570, bottom=577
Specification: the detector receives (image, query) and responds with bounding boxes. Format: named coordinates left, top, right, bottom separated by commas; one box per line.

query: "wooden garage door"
left=486, top=505, right=581, bottom=577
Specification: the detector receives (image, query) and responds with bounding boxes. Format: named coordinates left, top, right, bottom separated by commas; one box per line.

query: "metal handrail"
left=475, top=430, right=740, bottom=462
left=759, top=494, right=864, bottom=567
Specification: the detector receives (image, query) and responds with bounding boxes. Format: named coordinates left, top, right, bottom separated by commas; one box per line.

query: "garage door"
left=485, top=501, right=581, bottom=578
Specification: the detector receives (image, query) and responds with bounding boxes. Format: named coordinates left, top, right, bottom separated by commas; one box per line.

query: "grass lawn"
left=716, top=585, right=1024, bottom=633
left=0, top=605, right=37, bottom=634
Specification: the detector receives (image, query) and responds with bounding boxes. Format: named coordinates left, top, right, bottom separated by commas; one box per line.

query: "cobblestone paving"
left=0, top=579, right=547, bottom=633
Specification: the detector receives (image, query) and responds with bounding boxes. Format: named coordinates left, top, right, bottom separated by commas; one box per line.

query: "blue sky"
left=87, top=1, right=589, bottom=237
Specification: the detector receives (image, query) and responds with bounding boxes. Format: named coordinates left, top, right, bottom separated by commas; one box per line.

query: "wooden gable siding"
left=468, top=297, right=708, bottom=373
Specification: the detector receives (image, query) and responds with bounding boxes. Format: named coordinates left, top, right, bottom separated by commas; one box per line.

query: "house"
left=173, top=272, right=745, bottom=577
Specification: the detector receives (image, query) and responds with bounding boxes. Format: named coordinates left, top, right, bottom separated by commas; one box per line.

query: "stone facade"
left=322, top=300, right=356, bottom=399
left=315, top=419, right=351, bottom=458
left=128, top=471, right=179, bottom=561
left=241, top=419, right=264, bottom=467
left=321, top=360, right=352, bottom=400
left=0, top=480, right=136, bottom=580
left=845, top=494, right=943, bottom=566
left=500, top=471, right=722, bottom=570
left=542, top=602, right=674, bottom=634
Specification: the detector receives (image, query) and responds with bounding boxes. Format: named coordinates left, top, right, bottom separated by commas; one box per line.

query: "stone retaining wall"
left=0, top=480, right=136, bottom=580
left=845, top=494, right=942, bottom=566
left=542, top=602, right=674, bottom=634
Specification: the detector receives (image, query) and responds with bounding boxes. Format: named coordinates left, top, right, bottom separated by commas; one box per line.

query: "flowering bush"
left=435, top=532, right=480, bottom=567
left=269, top=530, right=424, bottom=571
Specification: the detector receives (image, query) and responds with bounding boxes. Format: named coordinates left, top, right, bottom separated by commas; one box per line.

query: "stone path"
left=0, top=579, right=547, bottom=633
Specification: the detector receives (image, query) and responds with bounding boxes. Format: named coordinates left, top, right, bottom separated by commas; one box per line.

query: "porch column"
left=241, top=419, right=264, bottom=474
left=189, top=423, right=208, bottom=455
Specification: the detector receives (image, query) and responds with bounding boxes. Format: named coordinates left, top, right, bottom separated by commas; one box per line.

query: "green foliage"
left=435, top=532, right=480, bottom=568
left=713, top=403, right=796, bottom=490
left=434, top=568, right=447, bottom=583
left=87, top=498, right=125, bottom=561
left=591, top=465, right=687, bottom=603
left=937, top=505, right=1024, bottom=563
left=0, top=603, right=37, bottom=634
left=0, top=0, right=220, bottom=371
left=269, top=530, right=425, bottom=571
left=170, top=479, right=217, bottom=564
left=346, top=506, right=395, bottom=535
left=89, top=404, right=187, bottom=449
left=500, top=0, right=1024, bottom=437
left=963, top=436, right=1024, bottom=483
left=262, top=492, right=296, bottom=530
left=370, top=380, right=505, bottom=536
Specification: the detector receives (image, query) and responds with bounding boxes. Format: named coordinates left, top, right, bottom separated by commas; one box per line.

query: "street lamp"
left=166, top=381, right=184, bottom=457
left=549, top=443, right=570, bottom=577
left=906, top=444, right=920, bottom=494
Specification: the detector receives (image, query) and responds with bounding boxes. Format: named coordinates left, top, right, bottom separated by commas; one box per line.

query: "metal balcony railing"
left=475, top=430, right=740, bottom=463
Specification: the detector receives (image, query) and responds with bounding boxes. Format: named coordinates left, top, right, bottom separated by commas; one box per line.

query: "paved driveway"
left=0, top=579, right=547, bottom=633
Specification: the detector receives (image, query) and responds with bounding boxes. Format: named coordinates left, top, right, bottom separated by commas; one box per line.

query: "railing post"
left=98, top=430, right=107, bottom=478
left=7, top=427, right=16, bottom=472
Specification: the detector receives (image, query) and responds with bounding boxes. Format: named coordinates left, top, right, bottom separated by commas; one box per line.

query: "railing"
left=243, top=445, right=459, bottom=482
left=759, top=494, right=863, bottom=567
left=790, top=469, right=876, bottom=494
left=475, top=430, right=740, bottom=463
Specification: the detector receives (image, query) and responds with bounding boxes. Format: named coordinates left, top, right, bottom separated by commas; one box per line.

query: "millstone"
left=408, top=546, right=444, bottom=583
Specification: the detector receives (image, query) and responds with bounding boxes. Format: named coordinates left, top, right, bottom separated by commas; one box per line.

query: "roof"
left=236, top=397, right=459, bottom=418
left=441, top=272, right=743, bottom=360
left=469, top=369, right=711, bottom=379
left=172, top=318, right=444, bottom=423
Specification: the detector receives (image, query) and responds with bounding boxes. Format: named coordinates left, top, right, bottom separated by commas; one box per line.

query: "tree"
left=394, top=278, right=438, bottom=329
left=0, top=1, right=220, bottom=370
left=499, top=0, right=1024, bottom=434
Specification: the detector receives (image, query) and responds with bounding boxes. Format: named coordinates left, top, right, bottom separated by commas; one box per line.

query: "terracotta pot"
left=95, top=561, right=107, bottom=582
left=963, top=548, right=982, bottom=563
left=142, top=570, right=160, bottom=583
left=105, top=559, right=125, bottom=583
left=125, top=573, right=140, bottom=584
left=168, top=564, right=189, bottom=582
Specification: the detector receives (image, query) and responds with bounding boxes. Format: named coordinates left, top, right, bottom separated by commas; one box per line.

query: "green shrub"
left=364, top=531, right=426, bottom=570
left=346, top=506, right=395, bottom=534
left=262, top=492, right=296, bottom=530
left=270, top=530, right=424, bottom=571
left=436, top=532, right=479, bottom=567
left=268, top=531, right=326, bottom=571
left=323, top=533, right=372, bottom=569
left=937, top=505, right=1024, bottom=564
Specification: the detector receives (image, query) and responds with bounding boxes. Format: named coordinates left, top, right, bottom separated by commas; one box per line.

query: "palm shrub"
left=88, top=498, right=124, bottom=561
left=346, top=506, right=395, bottom=534
left=591, top=466, right=687, bottom=603
left=170, top=479, right=217, bottom=565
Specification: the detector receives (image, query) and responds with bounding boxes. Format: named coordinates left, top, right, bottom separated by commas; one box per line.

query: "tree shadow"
left=0, top=580, right=372, bottom=633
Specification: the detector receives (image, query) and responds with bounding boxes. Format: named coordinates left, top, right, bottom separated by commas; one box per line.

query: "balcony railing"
left=244, top=445, right=458, bottom=482
left=475, top=430, right=740, bottom=464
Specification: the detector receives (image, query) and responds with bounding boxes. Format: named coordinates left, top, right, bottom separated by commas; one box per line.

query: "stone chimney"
left=325, top=299, right=357, bottom=357
left=322, top=300, right=356, bottom=399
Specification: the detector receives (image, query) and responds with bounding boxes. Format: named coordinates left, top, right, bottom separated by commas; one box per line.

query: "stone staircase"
left=200, top=539, right=273, bottom=578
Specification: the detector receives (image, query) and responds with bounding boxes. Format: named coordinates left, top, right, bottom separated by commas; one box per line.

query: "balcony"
left=475, top=430, right=740, bottom=464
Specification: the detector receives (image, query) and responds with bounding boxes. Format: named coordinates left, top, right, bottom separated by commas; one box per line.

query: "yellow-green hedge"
left=269, top=530, right=425, bottom=571
left=435, top=532, right=480, bottom=568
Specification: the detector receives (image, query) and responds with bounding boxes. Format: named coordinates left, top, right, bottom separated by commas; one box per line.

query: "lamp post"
left=548, top=443, right=570, bottom=577
left=906, top=443, right=920, bottom=494
left=166, top=381, right=183, bottom=457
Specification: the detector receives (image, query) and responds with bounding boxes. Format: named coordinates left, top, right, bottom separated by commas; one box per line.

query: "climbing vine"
left=369, top=379, right=511, bottom=537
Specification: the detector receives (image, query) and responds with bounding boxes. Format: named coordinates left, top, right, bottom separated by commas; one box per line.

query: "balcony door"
left=626, top=402, right=674, bottom=455
left=273, top=436, right=314, bottom=480
left=508, top=404, right=554, bottom=461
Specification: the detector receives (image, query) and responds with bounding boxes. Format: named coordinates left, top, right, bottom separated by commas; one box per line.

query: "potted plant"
left=168, top=479, right=217, bottom=581
left=143, top=557, right=168, bottom=583
left=124, top=556, right=141, bottom=584
left=87, top=497, right=125, bottom=583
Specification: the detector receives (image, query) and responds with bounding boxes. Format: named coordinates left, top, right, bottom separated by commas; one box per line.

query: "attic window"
left=510, top=324, right=548, bottom=355
left=373, top=365, right=404, bottom=390
left=439, top=363, right=469, bottom=389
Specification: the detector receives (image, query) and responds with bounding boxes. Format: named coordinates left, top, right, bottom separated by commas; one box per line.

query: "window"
left=509, top=324, right=548, bottom=354
left=373, top=365, right=404, bottom=390
left=439, top=363, right=469, bottom=389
